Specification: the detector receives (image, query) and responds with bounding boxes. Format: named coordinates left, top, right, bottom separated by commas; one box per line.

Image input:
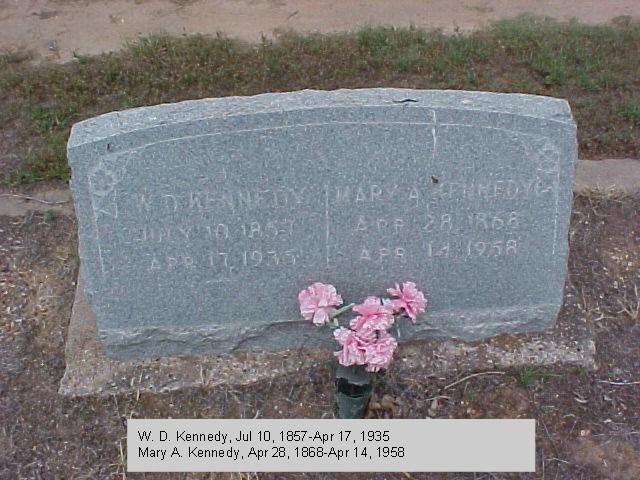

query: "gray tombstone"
left=67, top=89, right=577, bottom=359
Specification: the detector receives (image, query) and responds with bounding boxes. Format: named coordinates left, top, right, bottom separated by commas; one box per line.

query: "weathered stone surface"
left=59, top=273, right=595, bottom=396
left=67, top=89, right=577, bottom=359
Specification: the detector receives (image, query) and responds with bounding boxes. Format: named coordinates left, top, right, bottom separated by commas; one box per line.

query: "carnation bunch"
left=298, top=281, right=426, bottom=372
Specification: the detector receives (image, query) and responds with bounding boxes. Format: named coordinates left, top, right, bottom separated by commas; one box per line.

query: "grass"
left=515, top=366, right=559, bottom=389
left=1, top=15, right=640, bottom=184
left=616, top=100, right=640, bottom=124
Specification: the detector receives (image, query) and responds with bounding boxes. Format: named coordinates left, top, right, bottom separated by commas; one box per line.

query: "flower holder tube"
left=335, top=365, right=373, bottom=419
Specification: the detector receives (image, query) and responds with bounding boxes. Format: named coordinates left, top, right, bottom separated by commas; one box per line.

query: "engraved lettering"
left=178, top=226, right=192, bottom=240
left=508, top=212, right=519, bottom=228
left=476, top=213, right=488, bottom=230
left=156, top=227, right=170, bottom=243
left=149, top=256, right=160, bottom=271
left=255, top=190, right=270, bottom=208
left=189, top=192, right=202, bottom=210
left=335, top=186, right=351, bottom=204
left=273, top=190, right=287, bottom=208
left=216, top=224, right=229, bottom=239
left=236, top=190, right=252, bottom=210
left=408, top=187, right=419, bottom=207
left=281, top=251, right=296, bottom=266
left=370, top=184, right=383, bottom=201
left=440, top=214, right=451, bottom=232
left=386, top=184, right=398, bottom=197
left=249, top=222, right=261, bottom=239
left=266, top=251, right=278, bottom=266
left=505, top=180, right=518, bottom=199
left=139, top=193, right=153, bottom=211
left=162, top=194, right=179, bottom=212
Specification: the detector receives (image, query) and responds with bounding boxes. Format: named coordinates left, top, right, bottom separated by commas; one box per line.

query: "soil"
left=1, top=0, right=640, bottom=62
left=0, top=192, right=638, bottom=479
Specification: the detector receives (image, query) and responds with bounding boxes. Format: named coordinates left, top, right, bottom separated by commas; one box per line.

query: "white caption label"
left=128, top=419, right=535, bottom=472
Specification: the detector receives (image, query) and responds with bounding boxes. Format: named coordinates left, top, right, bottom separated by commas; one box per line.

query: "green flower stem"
left=330, top=303, right=356, bottom=320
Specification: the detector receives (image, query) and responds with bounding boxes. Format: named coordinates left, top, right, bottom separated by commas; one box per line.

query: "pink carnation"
left=362, top=330, right=397, bottom=372
left=353, top=296, right=394, bottom=318
left=298, top=282, right=343, bottom=325
left=387, top=281, right=426, bottom=322
left=349, top=296, right=395, bottom=335
left=333, top=327, right=367, bottom=366
left=333, top=328, right=397, bottom=372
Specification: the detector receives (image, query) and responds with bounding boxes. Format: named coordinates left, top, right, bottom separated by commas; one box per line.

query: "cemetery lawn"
left=1, top=15, right=640, bottom=185
left=1, top=192, right=639, bottom=478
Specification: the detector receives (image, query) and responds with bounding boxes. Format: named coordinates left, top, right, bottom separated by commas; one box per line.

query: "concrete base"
left=573, top=158, right=640, bottom=194
left=59, top=277, right=596, bottom=397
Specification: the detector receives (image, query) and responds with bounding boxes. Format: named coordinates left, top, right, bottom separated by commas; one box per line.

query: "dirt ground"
left=2, top=0, right=640, bottom=62
left=0, top=192, right=639, bottom=479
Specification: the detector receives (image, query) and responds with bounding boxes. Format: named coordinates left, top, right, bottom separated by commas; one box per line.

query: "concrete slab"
left=0, top=189, right=73, bottom=216
left=573, top=158, right=640, bottom=194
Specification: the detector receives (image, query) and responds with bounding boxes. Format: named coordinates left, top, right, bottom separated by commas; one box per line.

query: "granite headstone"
left=67, top=89, right=577, bottom=359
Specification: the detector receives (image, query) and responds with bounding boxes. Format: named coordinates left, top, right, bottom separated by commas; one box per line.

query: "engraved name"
left=122, top=187, right=306, bottom=214
left=331, top=178, right=555, bottom=207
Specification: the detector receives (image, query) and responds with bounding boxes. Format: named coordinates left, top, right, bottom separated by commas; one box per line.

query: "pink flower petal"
left=298, top=282, right=343, bottom=325
left=387, top=281, right=427, bottom=322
